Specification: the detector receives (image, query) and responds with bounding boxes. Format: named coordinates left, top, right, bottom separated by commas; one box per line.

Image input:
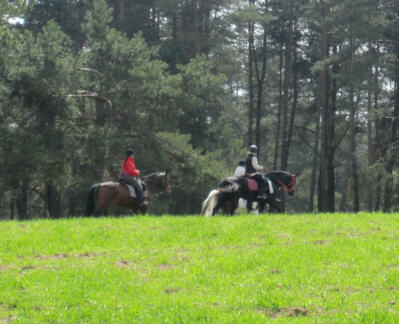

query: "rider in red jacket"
left=121, top=154, right=140, bottom=177
left=120, top=149, right=144, bottom=207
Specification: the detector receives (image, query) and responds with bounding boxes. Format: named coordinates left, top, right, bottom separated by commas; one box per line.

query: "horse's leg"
left=97, top=187, right=119, bottom=217
left=274, top=201, right=282, bottom=213
left=212, top=193, right=226, bottom=216
left=259, top=200, right=266, bottom=213
left=268, top=199, right=281, bottom=213
left=97, top=200, right=111, bottom=216
left=98, top=200, right=109, bottom=216
left=95, top=199, right=105, bottom=216
left=230, top=196, right=239, bottom=215
left=221, top=201, right=229, bottom=215
left=92, top=188, right=101, bottom=217
left=212, top=202, right=222, bottom=216
left=246, top=198, right=253, bottom=213
left=221, top=200, right=232, bottom=216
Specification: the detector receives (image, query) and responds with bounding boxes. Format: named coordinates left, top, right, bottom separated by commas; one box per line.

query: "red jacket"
left=121, top=156, right=140, bottom=177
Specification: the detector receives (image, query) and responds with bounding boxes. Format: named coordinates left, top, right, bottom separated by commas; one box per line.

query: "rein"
left=142, top=172, right=168, bottom=193
left=143, top=174, right=158, bottom=192
left=277, top=174, right=296, bottom=192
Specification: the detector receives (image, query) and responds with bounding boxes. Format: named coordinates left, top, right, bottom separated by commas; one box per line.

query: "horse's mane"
left=266, top=170, right=292, bottom=176
left=266, top=170, right=294, bottom=183
left=142, top=172, right=162, bottom=180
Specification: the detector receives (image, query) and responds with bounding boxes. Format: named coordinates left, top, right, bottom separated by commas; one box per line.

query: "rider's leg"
left=252, top=174, right=266, bottom=199
left=131, top=178, right=145, bottom=207
left=122, top=175, right=145, bottom=207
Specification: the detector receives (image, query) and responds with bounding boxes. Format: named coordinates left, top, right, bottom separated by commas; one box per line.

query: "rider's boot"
left=136, top=191, right=146, bottom=208
left=256, top=175, right=267, bottom=200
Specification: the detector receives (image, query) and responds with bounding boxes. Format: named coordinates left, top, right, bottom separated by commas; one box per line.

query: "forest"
left=0, top=0, right=398, bottom=219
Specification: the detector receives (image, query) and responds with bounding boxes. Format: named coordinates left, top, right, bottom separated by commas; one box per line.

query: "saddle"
left=245, top=177, right=274, bottom=194
left=120, top=179, right=147, bottom=198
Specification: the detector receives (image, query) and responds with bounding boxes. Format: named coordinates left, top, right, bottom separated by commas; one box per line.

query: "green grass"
left=1, top=213, right=399, bottom=323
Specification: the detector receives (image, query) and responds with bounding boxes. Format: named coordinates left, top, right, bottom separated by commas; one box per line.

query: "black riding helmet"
left=249, top=145, right=257, bottom=153
left=125, top=148, right=134, bottom=156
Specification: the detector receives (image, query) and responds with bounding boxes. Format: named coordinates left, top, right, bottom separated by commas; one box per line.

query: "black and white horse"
left=202, top=171, right=296, bottom=216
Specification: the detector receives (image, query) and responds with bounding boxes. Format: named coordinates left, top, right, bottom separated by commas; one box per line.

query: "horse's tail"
left=201, top=189, right=220, bottom=217
left=202, top=184, right=240, bottom=216
left=85, top=185, right=99, bottom=216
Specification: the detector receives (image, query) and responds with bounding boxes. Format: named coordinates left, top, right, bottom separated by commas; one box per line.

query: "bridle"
left=277, top=174, right=296, bottom=193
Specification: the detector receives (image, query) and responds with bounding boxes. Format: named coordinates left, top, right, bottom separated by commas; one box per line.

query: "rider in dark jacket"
left=245, top=145, right=267, bottom=199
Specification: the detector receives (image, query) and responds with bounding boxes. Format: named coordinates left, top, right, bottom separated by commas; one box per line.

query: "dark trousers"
left=250, top=174, right=266, bottom=194
left=120, top=175, right=143, bottom=203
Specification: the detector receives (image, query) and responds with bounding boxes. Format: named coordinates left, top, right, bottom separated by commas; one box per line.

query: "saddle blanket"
left=126, top=185, right=148, bottom=198
left=247, top=178, right=274, bottom=194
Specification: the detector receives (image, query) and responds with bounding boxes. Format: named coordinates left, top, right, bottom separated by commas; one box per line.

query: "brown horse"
left=85, top=171, right=170, bottom=216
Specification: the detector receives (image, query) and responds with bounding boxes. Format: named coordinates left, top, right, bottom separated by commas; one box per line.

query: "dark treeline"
left=0, top=0, right=398, bottom=219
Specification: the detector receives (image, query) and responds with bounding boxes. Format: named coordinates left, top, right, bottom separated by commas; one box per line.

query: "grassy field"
left=1, top=213, right=399, bottom=323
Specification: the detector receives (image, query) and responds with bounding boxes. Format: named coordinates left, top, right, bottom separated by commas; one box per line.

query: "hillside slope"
left=1, top=213, right=399, bottom=323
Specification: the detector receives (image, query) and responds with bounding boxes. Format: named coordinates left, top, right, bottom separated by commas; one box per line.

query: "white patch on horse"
left=237, top=198, right=258, bottom=214
left=126, top=185, right=136, bottom=197
left=266, top=178, right=274, bottom=194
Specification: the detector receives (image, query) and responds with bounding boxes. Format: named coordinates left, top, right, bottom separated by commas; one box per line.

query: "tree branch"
left=67, top=91, right=114, bottom=127
left=76, top=67, right=104, bottom=76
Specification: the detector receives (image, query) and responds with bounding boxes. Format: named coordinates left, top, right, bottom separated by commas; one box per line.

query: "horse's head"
left=160, top=170, right=171, bottom=194
left=144, top=170, right=171, bottom=194
left=266, top=171, right=296, bottom=196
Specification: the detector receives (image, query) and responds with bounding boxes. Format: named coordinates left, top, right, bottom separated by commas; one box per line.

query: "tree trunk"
left=326, top=45, right=338, bottom=212
left=45, top=182, right=62, bottom=218
left=16, top=179, right=29, bottom=220
left=93, top=98, right=107, bottom=181
left=10, top=191, right=15, bottom=220
left=287, top=21, right=298, bottom=162
left=383, top=63, right=399, bottom=212
left=280, top=1, right=293, bottom=171
left=366, top=42, right=374, bottom=211
left=247, top=7, right=255, bottom=147
left=273, top=27, right=284, bottom=170
left=253, top=22, right=268, bottom=155
left=192, top=0, right=200, bottom=56
left=119, top=0, right=124, bottom=24
left=308, top=98, right=321, bottom=212
left=318, top=0, right=329, bottom=212
left=374, top=45, right=382, bottom=211
left=172, top=13, right=178, bottom=40
left=349, top=31, right=360, bottom=212
left=39, top=99, right=64, bottom=218
left=339, top=163, right=351, bottom=211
